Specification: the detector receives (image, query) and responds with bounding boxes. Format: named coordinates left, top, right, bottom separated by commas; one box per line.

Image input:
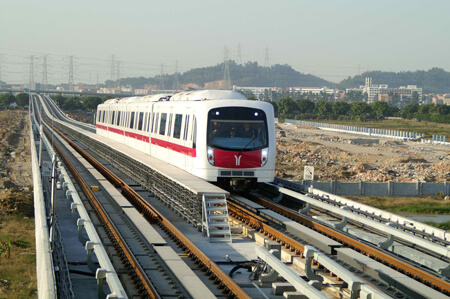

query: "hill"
left=338, top=68, right=450, bottom=94
left=112, top=61, right=333, bottom=90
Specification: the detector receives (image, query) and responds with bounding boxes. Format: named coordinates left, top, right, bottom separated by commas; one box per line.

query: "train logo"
left=234, top=155, right=242, bottom=166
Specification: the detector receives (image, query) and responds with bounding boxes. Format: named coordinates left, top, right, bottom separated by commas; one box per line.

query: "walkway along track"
left=40, top=109, right=251, bottom=298
left=227, top=192, right=450, bottom=295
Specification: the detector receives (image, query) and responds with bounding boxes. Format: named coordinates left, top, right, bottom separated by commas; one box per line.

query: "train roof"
left=170, top=90, right=247, bottom=101
left=100, top=90, right=247, bottom=106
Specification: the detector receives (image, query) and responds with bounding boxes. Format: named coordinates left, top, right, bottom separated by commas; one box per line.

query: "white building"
left=233, top=86, right=281, bottom=100
left=348, top=78, right=423, bottom=103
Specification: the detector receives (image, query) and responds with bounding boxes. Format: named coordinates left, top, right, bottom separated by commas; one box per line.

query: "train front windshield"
left=207, top=107, right=268, bottom=151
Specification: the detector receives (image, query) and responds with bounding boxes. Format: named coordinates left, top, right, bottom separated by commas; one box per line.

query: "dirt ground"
left=0, top=110, right=33, bottom=215
left=276, top=123, right=450, bottom=183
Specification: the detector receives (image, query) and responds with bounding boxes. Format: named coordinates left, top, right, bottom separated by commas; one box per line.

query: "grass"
left=317, top=119, right=450, bottom=139
left=0, top=190, right=37, bottom=299
left=426, top=220, right=450, bottom=231
left=347, top=194, right=450, bottom=214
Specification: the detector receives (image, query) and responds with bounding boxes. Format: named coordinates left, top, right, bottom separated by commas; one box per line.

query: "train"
left=95, top=90, right=276, bottom=190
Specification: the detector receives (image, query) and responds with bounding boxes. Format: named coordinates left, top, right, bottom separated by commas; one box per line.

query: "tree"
left=82, top=96, right=102, bottom=110
left=15, top=93, right=29, bottom=107
left=411, top=91, right=420, bottom=104
left=332, top=101, right=350, bottom=117
left=401, top=103, right=419, bottom=119
left=62, top=97, right=83, bottom=111
left=350, top=101, right=373, bottom=119
left=277, top=97, right=298, bottom=117
left=53, top=95, right=66, bottom=107
left=316, top=100, right=332, bottom=118
left=296, top=99, right=315, bottom=114
left=0, top=93, right=15, bottom=107
left=371, top=101, right=390, bottom=118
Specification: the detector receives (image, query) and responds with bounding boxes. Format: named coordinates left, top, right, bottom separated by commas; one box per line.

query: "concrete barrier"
left=301, top=180, right=450, bottom=197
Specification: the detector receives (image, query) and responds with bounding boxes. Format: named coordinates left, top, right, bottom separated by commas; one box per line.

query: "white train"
left=96, top=90, right=276, bottom=189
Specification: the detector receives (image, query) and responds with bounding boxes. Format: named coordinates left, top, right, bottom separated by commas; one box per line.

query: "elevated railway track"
left=30, top=93, right=450, bottom=298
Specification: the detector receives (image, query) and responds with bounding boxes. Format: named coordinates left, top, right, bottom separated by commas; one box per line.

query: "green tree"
left=371, top=101, right=390, bottom=118
left=82, top=96, right=102, bottom=110
left=401, top=104, right=419, bottom=119
left=62, top=97, right=83, bottom=111
left=277, top=97, right=297, bottom=117
left=53, top=95, right=66, bottom=107
left=350, top=101, right=373, bottom=118
left=0, top=93, right=15, bottom=107
left=296, top=99, right=315, bottom=114
left=15, top=93, right=29, bottom=107
left=332, top=101, right=350, bottom=117
left=316, top=100, right=332, bottom=118
left=411, top=91, right=420, bottom=104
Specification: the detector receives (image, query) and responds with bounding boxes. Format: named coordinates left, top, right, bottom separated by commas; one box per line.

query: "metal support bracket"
left=303, top=246, right=324, bottom=283
left=378, top=234, right=394, bottom=250
left=86, top=241, right=98, bottom=273
left=299, top=203, right=311, bottom=215
left=77, top=218, right=88, bottom=245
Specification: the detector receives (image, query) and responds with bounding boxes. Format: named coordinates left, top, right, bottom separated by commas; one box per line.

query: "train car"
left=96, top=90, right=276, bottom=189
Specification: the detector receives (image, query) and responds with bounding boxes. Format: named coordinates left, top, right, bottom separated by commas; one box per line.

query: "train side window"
left=192, top=116, right=196, bottom=148
left=112, top=111, right=116, bottom=125
left=173, top=114, right=182, bottom=139
left=167, top=114, right=173, bottom=137
left=150, top=112, right=155, bottom=132
left=102, top=111, right=105, bottom=123
left=117, top=111, right=121, bottom=126
left=144, top=112, right=148, bottom=131
left=154, top=113, right=159, bottom=133
left=159, top=113, right=167, bottom=135
left=130, top=112, right=135, bottom=129
left=183, top=115, right=190, bottom=140
left=138, top=112, right=144, bottom=130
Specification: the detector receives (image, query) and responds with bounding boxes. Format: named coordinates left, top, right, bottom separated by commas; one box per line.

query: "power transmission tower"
left=29, top=55, right=35, bottom=90
left=110, top=55, right=115, bottom=85
left=264, top=47, right=270, bottom=67
left=236, top=43, right=242, bottom=65
left=116, top=61, right=121, bottom=81
left=68, top=56, right=74, bottom=90
left=172, top=60, right=179, bottom=91
left=42, top=55, right=48, bottom=91
left=222, top=46, right=231, bottom=90
left=159, top=64, right=165, bottom=91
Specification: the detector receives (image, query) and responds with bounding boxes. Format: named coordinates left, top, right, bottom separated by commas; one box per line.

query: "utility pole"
left=29, top=55, right=35, bottom=90
left=159, top=63, right=165, bottom=91
left=42, top=55, right=48, bottom=91
left=172, top=60, right=179, bottom=91
left=68, top=56, right=74, bottom=91
left=222, top=46, right=231, bottom=90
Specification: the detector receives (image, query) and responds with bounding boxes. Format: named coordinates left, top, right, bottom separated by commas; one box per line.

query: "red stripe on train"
left=96, top=124, right=196, bottom=157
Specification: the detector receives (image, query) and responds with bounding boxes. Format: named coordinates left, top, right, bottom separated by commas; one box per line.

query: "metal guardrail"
left=30, top=100, right=57, bottom=299
left=36, top=95, right=128, bottom=299
left=279, top=187, right=450, bottom=259
left=284, top=119, right=450, bottom=146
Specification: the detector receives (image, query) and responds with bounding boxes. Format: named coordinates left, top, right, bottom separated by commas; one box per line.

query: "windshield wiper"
left=237, top=136, right=257, bottom=157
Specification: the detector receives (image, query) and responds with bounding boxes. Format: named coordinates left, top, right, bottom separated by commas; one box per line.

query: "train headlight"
left=207, top=146, right=215, bottom=166
left=261, top=148, right=268, bottom=167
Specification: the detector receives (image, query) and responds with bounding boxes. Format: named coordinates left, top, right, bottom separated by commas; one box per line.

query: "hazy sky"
left=1, top=0, right=449, bottom=85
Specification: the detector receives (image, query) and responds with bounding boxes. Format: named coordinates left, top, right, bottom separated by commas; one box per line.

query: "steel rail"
left=40, top=114, right=251, bottom=299
left=244, top=193, right=450, bottom=295
left=42, top=125, right=159, bottom=298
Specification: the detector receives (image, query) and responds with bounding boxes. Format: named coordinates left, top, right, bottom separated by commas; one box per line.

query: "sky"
left=1, top=0, right=449, bottom=85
